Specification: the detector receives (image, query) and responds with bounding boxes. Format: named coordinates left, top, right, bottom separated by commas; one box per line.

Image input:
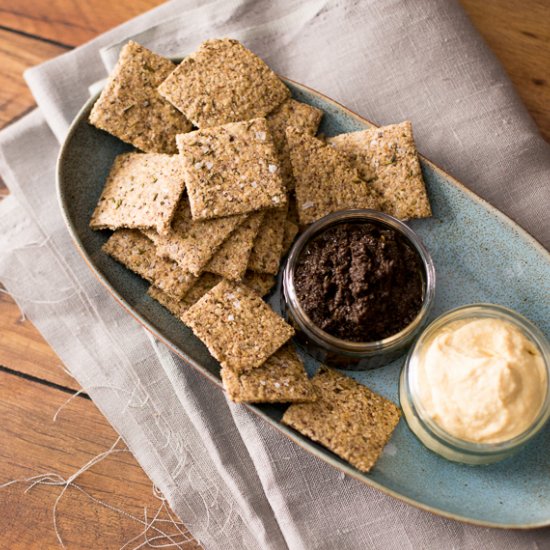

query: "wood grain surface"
left=0, top=0, right=549, bottom=548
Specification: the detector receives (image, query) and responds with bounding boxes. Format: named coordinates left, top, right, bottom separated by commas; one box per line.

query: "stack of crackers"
left=88, top=38, right=430, bottom=472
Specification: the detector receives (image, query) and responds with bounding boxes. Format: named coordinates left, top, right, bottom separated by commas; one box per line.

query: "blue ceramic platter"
left=57, top=79, right=550, bottom=529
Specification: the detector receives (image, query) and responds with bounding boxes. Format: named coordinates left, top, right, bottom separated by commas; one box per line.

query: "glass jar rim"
left=282, top=209, right=436, bottom=354
left=406, top=303, right=550, bottom=453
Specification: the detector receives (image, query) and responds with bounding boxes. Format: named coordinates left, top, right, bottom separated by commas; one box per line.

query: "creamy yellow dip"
left=416, top=318, right=547, bottom=444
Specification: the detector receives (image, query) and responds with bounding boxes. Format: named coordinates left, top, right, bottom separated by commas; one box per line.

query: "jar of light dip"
left=400, top=304, right=550, bottom=464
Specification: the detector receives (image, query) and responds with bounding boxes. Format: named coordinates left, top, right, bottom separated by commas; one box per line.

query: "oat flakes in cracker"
left=148, top=272, right=221, bottom=318
left=282, top=366, right=401, bottom=473
left=103, top=229, right=196, bottom=299
left=158, top=38, right=290, bottom=128
left=247, top=208, right=287, bottom=275
left=286, top=127, right=381, bottom=225
left=143, top=198, right=245, bottom=275
left=205, top=212, right=264, bottom=281
left=328, top=121, right=431, bottom=220
left=182, top=280, right=294, bottom=373
left=266, top=99, right=323, bottom=190
left=177, top=118, right=287, bottom=220
left=90, top=152, right=185, bottom=236
left=89, top=41, right=192, bottom=153
left=222, top=343, right=316, bottom=404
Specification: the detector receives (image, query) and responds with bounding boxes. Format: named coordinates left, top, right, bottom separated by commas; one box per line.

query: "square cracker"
left=328, top=122, right=431, bottom=220
left=266, top=99, right=323, bottom=190
left=242, top=271, right=276, bottom=297
left=286, top=127, right=381, bottom=225
left=247, top=208, right=287, bottom=275
left=90, top=152, right=185, bottom=236
left=148, top=272, right=221, bottom=318
left=205, top=212, right=264, bottom=281
left=282, top=366, right=401, bottom=473
left=102, top=229, right=196, bottom=299
left=143, top=198, right=245, bottom=275
left=221, top=343, right=316, bottom=403
left=89, top=41, right=192, bottom=153
left=176, top=118, right=287, bottom=220
left=158, top=38, right=290, bottom=128
left=182, top=280, right=294, bottom=373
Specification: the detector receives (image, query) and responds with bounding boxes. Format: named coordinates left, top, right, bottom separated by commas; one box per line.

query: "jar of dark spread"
left=282, top=210, right=435, bottom=369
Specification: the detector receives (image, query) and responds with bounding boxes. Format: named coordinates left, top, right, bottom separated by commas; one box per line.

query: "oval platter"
left=57, top=78, right=550, bottom=529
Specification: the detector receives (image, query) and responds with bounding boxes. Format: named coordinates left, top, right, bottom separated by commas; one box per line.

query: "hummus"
left=416, top=317, right=546, bottom=444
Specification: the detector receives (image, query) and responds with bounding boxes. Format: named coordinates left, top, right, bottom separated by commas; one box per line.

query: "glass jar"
left=281, top=209, right=436, bottom=370
left=400, top=304, right=550, bottom=464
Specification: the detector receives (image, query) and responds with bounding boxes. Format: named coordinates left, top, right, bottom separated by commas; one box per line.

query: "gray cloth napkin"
left=1, top=1, right=549, bottom=548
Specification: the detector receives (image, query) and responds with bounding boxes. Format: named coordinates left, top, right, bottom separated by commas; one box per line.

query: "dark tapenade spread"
left=294, top=222, right=423, bottom=342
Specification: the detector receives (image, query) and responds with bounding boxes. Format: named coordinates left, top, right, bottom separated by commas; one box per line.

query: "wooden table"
left=0, top=1, right=549, bottom=547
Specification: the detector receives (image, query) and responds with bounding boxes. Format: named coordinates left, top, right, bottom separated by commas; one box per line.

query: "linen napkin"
left=1, top=1, right=549, bottom=548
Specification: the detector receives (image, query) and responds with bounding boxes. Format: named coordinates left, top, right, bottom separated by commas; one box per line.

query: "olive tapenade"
left=294, top=222, right=423, bottom=342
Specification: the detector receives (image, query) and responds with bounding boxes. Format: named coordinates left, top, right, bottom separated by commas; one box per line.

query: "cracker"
left=158, top=38, right=290, bottom=128
left=242, top=271, right=277, bottom=297
left=89, top=41, right=192, bottom=153
left=205, top=211, right=264, bottom=281
left=286, top=127, right=381, bottom=225
left=182, top=280, right=294, bottom=373
left=90, top=153, right=185, bottom=235
left=176, top=118, right=287, bottom=220
left=102, top=229, right=196, bottom=299
left=328, top=122, right=431, bottom=220
left=282, top=366, right=401, bottom=473
left=281, top=218, right=299, bottom=257
left=222, top=344, right=316, bottom=403
left=143, top=198, right=245, bottom=275
left=247, top=208, right=287, bottom=274
left=266, top=99, right=323, bottom=190
left=148, top=272, right=221, bottom=318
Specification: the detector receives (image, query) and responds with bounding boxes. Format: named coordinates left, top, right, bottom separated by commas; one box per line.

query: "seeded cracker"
left=328, top=122, right=431, bottom=220
left=266, top=98, right=323, bottom=190
left=182, top=280, right=294, bottom=373
left=222, top=344, right=316, bottom=403
left=242, top=272, right=277, bottom=297
left=102, top=230, right=196, bottom=299
left=281, top=218, right=299, bottom=257
left=177, top=118, right=287, bottom=220
left=143, top=198, right=245, bottom=275
left=90, top=153, right=185, bottom=236
left=286, top=127, right=381, bottom=225
left=205, top=212, right=264, bottom=281
left=282, top=367, right=401, bottom=473
left=148, top=272, right=221, bottom=318
left=89, top=41, right=192, bottom=153
left=158, top=38, right=290, bottom=128
left=247, top=208, right=287, bottom=274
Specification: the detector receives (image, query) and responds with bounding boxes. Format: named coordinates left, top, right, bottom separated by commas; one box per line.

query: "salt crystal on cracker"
left=90, top=152, right=185, bottom=236
left=89, top=41, right=192, bottom=153
left=182, top=280, right=294, bottom=373
left=286, top=127, right=381, bottom=225
left=282, top=366, right=401, bottom=473
left=177, top=118, right=287, bottom=220
left=158, top=38, right=290, bottom=128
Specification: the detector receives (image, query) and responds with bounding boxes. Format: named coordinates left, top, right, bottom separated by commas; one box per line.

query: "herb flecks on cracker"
left=182, top=280, right=294, bottom=373
left=89, top=41, right=192, bottom=153
left=286, top=127, right=381, bottom=225
left=177, top=118, right=287, bottom=220
left=282, top=366, right=401, bottom=473
left=103, top=229, right=196, bottom=299
left=158, top=38, right=290, bottom=128
left=143, top=199, right=245, bottom=275
left=222, top=343, right=316, bottom=403
left=328, top=121, right=431, bottom=220
left=90, top=152, right=185, bottom=236
left=266, top=99, right=323, bottom=190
